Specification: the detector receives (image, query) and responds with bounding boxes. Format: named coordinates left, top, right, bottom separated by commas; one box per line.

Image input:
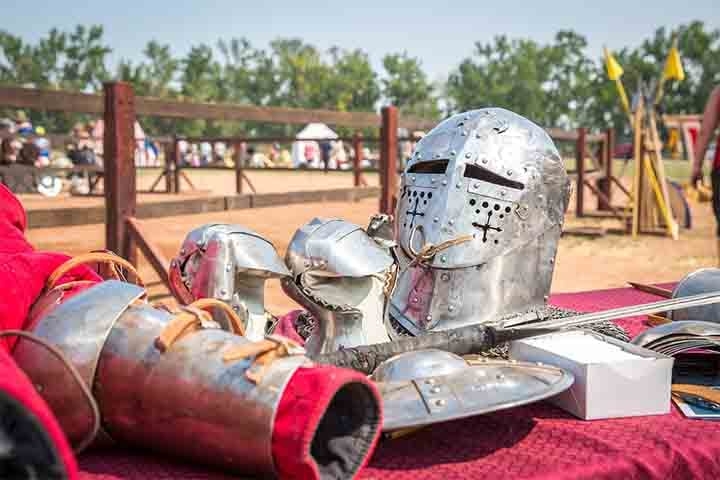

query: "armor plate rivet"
left=433, top=217, right=439, bottom=223
left=550, top=259, right=554, bottom=264
left=442, top=180, right=448, bottom=186
left=500, top=189, right=506, bottom=196
left=543, top=295, right=549, bottom=302
left=448, top=220, right=454, bottom=225
left=473, top=182, right=480, bottom=189
left=412, top=297, right=419, bottom=303
left=482, top=158, right=488, bottom=164
left=448, top=305, right=455, bottom=312
left=425, top=378, right=436, bottom=385
left=450, top=150, right=456, bottom=156
left=456, top=182, right=462, bottom=188
left=411, top=176, right=416, bottom=182
left=435, top=399, right=447, bottom=407
left=431, top=178, right=436, bottom=184
left=440, top=255, right=447, bottom=263
left=430, top=386, right=441, bottom=394
left=425, top=315, right=432, bottom=322
left=507, top=170, right=513, bottom=176
left=465, top=152, right=472, bottom=159
left=225, top=264, right=232, bottom=272
left=461, top=130, right=467, bottom=136
left=496, top=373, right=505, bottom=380
left=220, top=289, right=227, bottom=296
left=441, top=273, right=450, bottom=281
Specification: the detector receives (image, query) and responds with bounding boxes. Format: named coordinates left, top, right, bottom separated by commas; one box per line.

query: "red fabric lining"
left=0, top=346, right=78, bottom=480
left=272, top=366, right=382, bottom=479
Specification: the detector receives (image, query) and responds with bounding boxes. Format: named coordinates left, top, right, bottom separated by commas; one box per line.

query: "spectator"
left=200, top=142, right=212, bottom=165
left=1, top=136, right=22, bottom=165
left=33, top=126, right=50, bottom=167
left=691, top=85, right=720, bottom=264
left=15, top=111, right=33, bottom=137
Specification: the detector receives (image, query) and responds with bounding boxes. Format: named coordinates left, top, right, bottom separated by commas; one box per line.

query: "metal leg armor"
left=284, top=218, right=397, bottom=356
left=169, top=223, right=290, bottom=341
left=15, top=262, right=383, bottom=478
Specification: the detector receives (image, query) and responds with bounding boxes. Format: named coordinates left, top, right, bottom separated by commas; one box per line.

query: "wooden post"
left=575, top=127, right=586, bottom=217
left=173, top=136, right=182, bottom=193
left=380, top=106, right=398, bottom=215
left=234, top=141, right=243, bottom=194
left=597, top=128, right=615, bottom=211
left=353, top=132, right=363, bottom=187
left=165, top=140, right=176, bottom=193
left=103, top=81, right=137, bottom=264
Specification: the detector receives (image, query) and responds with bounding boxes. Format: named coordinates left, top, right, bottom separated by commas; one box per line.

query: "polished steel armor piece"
left=371, top=349, right=574, bottom=430
left=390, top=108, right=571, bottom=336
left=631, top=320, right=720, bottom=358
left=284, top=218, right=395, bottom=355
left=669, top=268, right=720, bottom=322
left=14, top=280, right=308, bottom=477
left=169, top=223, right=290, bottom=340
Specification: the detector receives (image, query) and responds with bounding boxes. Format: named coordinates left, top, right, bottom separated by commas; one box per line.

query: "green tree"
left=382, top=52, right=439, bottom=119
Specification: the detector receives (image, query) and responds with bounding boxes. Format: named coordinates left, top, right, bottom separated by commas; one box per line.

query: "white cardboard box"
left=509, top=330, right=674, bottom=420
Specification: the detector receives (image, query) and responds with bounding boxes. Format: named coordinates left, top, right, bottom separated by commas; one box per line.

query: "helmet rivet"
left=442, top=180, right=448, bottom=186
left=448, top=220, right=454, bottom=225
left=465, top=152, right=472, bottom=159
left=220, top=289, right=227, bottom=296
left=354, top=315, right=360, bottom=320
left=440, top=255, right=447, bottom=263
left=435, top=152, right=441, bottom=158
left=500, top=189, right=506, bottom=196
left=473, top=182, right=480, bottom=189
left=225, top=264, right=232, bottom=272
left=425, top=378, right=436, bottom=385
left=441, top=273, right=450, bottom=281
left=476, top=132, right=482, bottom=139
left=435, top=399, right=447, bottom=407
left=430, top=386, right=441, bottom=394
left=507, top=170, right=513, bottom=176
left=431, top=178, right=436, bottom=184
left=450, top=150, right=456, bottom=156
left=463, top=115, right=470, bottom=121
left=433, top=217, right=439, bottom=223
left=456, top=182, right=462, bottom=188
left=411, top=176, right=416, bottom=182
left=461, top=130, right=467, bottom=136
left=496, top=373, right=505, bottom=380
left=482, top=158, right=488, bottom=164
left=426, top=315, right=432, bottom=322
left=448, top=305, right=455, bottom=312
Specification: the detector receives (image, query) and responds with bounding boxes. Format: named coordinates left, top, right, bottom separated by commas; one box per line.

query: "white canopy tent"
left=291, top=123, right=339, bottom=168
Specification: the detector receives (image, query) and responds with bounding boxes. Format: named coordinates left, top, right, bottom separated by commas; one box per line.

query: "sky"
left=2, top=0, right=719, bottom=83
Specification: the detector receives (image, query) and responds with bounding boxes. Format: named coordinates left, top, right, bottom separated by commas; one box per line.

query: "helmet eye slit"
left=407, top=160, right=449, bottom=174
left=463, top=163, right=524, bottom=190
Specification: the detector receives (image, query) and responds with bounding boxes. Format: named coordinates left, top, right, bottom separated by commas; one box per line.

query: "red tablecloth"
left=77, top=285, right=720, bottom=480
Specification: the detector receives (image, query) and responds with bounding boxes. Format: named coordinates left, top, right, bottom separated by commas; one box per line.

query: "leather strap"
left=223, top=335, right=304, bottom=384
left=47, top=251, right=144, bottom=290
left=154, top=299, right=247, bottom=353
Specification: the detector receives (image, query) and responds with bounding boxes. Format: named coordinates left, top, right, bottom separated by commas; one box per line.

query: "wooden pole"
left=597, top=127, right=615, bottom=211
left=234, top=141, right=243, bottom=194
left=380, top=106, right=398, bottom=215
left=103, top=81, right=137, bottom=264
left=353, top=132, right=363, bottom=187
left=631, top=99, right=645, bottom=238
left=575, top=127, right=586, bottom=217
left=173, top=137, right=182, bottom=193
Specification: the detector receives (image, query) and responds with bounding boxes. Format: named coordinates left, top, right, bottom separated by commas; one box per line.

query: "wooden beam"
left=0, top=85, right=435, bottom=129
left=0, top=86, right=103, bottom=113
left=26, top=187, right=381, bottom=228
left=103, top=82, right=137, bottom=264
left=379, top=106, right=398, bottom=215
left=353, top=132, right=364, bottom=187
left=126, top=216, right=170, bottom=289
left=575, top=127, right=586, bottom=217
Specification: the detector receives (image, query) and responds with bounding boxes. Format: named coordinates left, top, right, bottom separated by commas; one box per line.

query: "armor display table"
left=77, top=285, right=720, bottom=480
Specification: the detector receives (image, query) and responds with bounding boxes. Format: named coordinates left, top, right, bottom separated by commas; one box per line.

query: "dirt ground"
left=23, top=167, right=717, bottom=315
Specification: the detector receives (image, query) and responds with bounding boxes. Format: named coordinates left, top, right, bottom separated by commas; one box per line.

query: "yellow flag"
left=604, top=47, right=624, bottom=81
left=663, top=45, right=685, bottom=81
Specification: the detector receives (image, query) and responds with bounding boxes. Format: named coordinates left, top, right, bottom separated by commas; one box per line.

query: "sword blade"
left=504, top=291, right=720, bottom=331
